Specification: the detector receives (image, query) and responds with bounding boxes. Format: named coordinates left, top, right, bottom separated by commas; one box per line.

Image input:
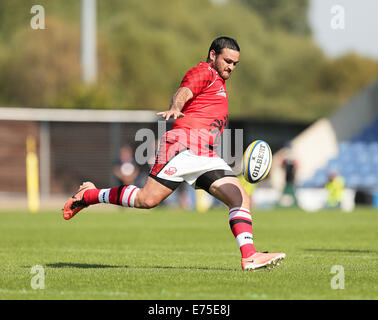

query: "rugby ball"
left=242, top=140, right=272, bottom=183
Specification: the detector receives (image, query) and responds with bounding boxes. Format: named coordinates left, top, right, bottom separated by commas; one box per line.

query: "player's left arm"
left=157, top=86, right=193, bottom=120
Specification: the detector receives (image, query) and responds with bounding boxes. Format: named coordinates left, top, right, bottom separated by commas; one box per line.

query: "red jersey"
left=166, top=62, right=229, bottom=156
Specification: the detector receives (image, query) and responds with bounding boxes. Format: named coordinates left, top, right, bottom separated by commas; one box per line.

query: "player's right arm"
left=157, top=64, right=213, bottom=120
left=156, top=86, right=193, bottom=120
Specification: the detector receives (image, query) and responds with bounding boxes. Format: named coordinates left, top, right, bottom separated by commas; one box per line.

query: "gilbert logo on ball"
left=242, top=140, right=272, bottom=183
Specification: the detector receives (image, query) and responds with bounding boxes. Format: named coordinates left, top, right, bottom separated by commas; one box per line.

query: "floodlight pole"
left=81, top=0, right=98, bottom=84
left=39, top=121, right=50, bottom=199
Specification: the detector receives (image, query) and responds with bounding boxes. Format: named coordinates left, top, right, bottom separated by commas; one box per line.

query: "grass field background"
left=0, top=205, right=377, bottom=300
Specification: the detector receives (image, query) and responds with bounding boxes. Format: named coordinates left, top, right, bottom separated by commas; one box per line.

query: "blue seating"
left=302, top=116, right=378, bottom=189
left=344, top=174, right=361, bottom=189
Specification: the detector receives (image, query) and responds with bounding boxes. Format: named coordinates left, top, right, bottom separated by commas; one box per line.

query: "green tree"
left=0, top=0, right=377, bottom=122
left=238, top=0, right=311, bottom=34
left=316, top=53, right=378, bottom=102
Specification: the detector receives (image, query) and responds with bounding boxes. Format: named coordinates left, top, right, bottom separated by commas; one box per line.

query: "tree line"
left=0, top=0, right=377, bottom=122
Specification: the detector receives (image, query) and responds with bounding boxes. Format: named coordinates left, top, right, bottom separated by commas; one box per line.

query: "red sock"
left=83, top=188, right=100, bottom=205
left=84, top=185, right=140, bottom=207
left=228, top=207, right=257, bottom=258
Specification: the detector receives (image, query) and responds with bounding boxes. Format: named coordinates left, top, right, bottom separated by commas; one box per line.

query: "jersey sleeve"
left=179, top=66, right=214, bottom=97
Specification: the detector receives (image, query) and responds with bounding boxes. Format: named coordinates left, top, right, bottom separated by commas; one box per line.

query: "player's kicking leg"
left=208, top=176, right=286, bottom=271
left=62, top=177, right=174, bottom=220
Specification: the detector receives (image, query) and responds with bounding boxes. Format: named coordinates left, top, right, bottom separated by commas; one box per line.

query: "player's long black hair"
left=207, top=36, right=240, bottom=58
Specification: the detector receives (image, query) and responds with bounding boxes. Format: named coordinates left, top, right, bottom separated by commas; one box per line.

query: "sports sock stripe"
left=229, top=210, right=252, bottom=221
left=228, top=207, right=256, bottom=258
left=229, top=218, right=252, bottom=229
left=98, top=188, right=111, bottom=203
left=83, top=185, right=139, bottom=208
left=121, top=185, right=139, bottom=207
left=127, top=187, right=138, bottom=207
left=229, top=206, right=250, bottom=213
left=116, top=185, right=125, bottom=205
left=236, top=232, right=254, bottom=248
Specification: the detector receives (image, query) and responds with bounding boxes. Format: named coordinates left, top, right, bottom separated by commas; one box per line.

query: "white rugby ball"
left=242, top=140, right=272, bottom=183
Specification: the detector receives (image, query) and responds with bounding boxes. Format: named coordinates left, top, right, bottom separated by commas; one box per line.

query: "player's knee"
left=210, top=179, right=250, bottom=209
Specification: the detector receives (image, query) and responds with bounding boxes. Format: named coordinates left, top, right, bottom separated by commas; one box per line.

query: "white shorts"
left=149, top=148, right=236, bottom=191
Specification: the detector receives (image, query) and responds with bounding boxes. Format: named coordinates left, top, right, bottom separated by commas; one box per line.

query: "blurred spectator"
left=177, top=184, right=192, bottom=209
left=325, top=171, right=345, bottom=208
left=113, top=144, right=140, bottom=185
left=279, top=144, right=298, bottom=207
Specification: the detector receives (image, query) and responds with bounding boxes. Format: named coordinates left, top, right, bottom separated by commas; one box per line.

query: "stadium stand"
left=301, top=116, right=378, bottom=190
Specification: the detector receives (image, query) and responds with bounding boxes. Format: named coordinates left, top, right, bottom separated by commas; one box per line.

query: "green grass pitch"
left=0, top=205, right=377, bottom=300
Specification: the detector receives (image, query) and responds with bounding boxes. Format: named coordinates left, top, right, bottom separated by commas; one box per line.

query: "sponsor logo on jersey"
left=164, top=167, right=177, bottom=176
left=216, top=85, right=227, bottom=98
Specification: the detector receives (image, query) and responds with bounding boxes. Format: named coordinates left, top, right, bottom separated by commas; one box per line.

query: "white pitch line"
left=0, top=288, right=130, bottom=297
left=0, top=288, right=254, bottom=299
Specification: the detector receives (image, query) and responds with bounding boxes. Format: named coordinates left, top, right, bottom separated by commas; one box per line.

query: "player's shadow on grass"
left=139, top=265, right=236, bottom=272
left=304, top=248, right=378, bottom=254
left=45, top=262, right=121, bottom=269
left=44, top=263, right=235, bottom=271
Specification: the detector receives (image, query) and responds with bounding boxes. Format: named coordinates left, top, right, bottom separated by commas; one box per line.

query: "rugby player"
left=63, top=37, right=285, bottom=270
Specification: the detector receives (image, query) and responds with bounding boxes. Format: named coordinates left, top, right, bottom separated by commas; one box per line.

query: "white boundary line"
left=0, top=107, right=159, bottom=123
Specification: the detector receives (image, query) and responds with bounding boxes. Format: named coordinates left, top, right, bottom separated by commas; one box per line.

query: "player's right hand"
left=156, top=109, right=185, bottom=121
